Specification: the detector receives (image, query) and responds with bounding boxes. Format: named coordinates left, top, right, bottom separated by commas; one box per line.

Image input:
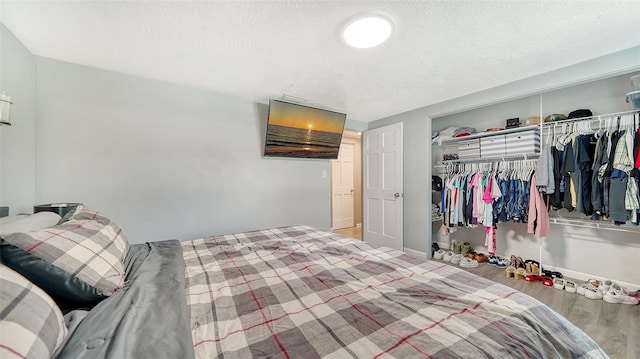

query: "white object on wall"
left=0, top=92, right=13, bottom=125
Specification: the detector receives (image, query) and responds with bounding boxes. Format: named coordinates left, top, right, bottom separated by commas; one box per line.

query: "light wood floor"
left=331, top=227, right=638, bottom=358
left=433, top=258, right=640, bottom=359
left=332, top=226, right=362, bottom=240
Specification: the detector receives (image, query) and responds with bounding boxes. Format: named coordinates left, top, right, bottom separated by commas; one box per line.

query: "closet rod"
left=437, top=153, right=539, bottom=165
left=542, top=109, right=640, bottom=128
left=549, top=218, right=640, bottom=233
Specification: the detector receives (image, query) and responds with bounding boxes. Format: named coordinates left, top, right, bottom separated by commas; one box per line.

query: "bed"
left=0, top=207, right=608, bottom=358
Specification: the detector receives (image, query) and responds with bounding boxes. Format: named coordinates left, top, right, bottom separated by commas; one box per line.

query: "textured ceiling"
left=1, top=1, right=639, bottom=122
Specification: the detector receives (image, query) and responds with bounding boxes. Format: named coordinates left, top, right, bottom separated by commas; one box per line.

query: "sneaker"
left=553, top=278, right=566, bottom=290
left=487, top=255, right=497, bottom=266
left=496, top=257, right=510, bottom=268
left=443, top=250, right=454, bottom=262
left=459, top=257, right=479, bottom=268
left=450, top=254, right=464, bottom=264
left=576, top=283, right=588, bottom=296
left=584, top=287, right=603, bottom=300
left=599, top=279, right=614, bottom=293
left=564, top=280, right=577, bottom=293
left=577, top=279, right=601, bottom=296
left=603, top=284, right=639, bottom=305
left=433, top=249, right=445, bottom=260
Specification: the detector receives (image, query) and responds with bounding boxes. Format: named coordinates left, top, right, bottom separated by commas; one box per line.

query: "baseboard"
left=403, top=247, right=427, bottom=259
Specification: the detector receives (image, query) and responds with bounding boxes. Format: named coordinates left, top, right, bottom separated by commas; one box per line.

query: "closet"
left=430, top=75, right=640, bottom=286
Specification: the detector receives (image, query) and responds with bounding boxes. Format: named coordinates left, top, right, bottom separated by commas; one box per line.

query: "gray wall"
left=0, top=24, right=36, bottom=215
left=30, top=56, right=367, bottom=243
left=1, top=26, right=369, bottom=244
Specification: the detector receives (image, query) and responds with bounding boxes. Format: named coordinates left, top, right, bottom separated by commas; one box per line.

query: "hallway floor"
left=332, top=226, right=362, bottom=240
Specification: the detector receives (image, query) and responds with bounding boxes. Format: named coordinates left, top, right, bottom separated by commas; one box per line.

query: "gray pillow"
left=1, top=207, right=129, bottom=302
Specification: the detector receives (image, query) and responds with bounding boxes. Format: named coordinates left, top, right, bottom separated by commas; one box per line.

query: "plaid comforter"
left=182, top=226, right=607, bottom=359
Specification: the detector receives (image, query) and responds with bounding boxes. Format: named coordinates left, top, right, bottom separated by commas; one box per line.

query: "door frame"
left=331, top=131, right=362, bottom=230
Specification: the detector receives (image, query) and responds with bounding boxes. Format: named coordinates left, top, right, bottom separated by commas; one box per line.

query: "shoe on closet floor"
left=524, top=260, right=540, bottom=274
left=505, top=266, right=516, bottom=278
left=603, top=284, right=639, bottom=305
left=461, top=242, right=473, bottom=256
left=487, top=255, right=497, bottom=266
left=564, top=280, right=577, bottom=293
left=443, top=251, right=454, bottom=262
left=433, top=249, right=445, bottom=260
left=459, top=257, right=479, bottom=268
left=452, top=240, right=462, bottom=254
left=584, top=286, right=603, bottom=300
left=450, top=254, right=464, bottom=264
left=514, top=268, right=526, bottom=280
left=599, top=279, right=615, bottom=293
left=542, top=269, right=563, bottom=279
left=576, top=279, right=601, bottom=296
left=431, top=243, right=440, bottom=257
left=496, top=257, right=510, bottom=268
left=553, top=278, right=566, bottom=290
left=524, top=274, right=543, bottom=283
left=475, top=253, right=489, bottom=263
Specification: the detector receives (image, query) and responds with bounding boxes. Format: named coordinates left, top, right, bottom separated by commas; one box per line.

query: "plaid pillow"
left=0, top=264, right=67, bottom=359
left=0, top=207, right=129, bottom=302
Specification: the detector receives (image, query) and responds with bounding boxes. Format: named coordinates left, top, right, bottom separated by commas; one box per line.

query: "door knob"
left=394, top=193, right=400, bottom=198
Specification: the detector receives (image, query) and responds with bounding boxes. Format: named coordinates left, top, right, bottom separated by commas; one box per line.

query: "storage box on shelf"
left=457, top=139, right=480, bottom=159
left=438, top=126, right=540, bottom=162
left=505, top=129, right=540, bottom=155
left=480, top=135, right=506, bottom=157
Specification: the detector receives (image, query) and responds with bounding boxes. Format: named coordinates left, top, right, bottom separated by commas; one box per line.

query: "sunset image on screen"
left=267, top=101, right=344, bottom=134
left=264, top=100, right=346, bottom=159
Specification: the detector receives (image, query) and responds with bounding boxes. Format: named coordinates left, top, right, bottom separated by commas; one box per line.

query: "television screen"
left=264, top=99, right=347, bottom=159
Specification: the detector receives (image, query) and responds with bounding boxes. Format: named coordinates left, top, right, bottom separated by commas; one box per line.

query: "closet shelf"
left=549, top=216, right=640, bottom=233
left=438, top=125, right=539, bottom=145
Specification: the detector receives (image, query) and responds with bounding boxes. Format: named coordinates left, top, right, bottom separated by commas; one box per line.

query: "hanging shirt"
left=528, top=173, right=550, bottom=238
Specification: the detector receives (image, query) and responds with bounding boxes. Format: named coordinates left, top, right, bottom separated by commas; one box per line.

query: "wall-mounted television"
left=264, top=99, right=347, bottom=159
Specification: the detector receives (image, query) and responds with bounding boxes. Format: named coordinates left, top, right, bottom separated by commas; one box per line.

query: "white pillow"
left=0, top=214, right=29, bottom=225
left=0, top=212, right=62, bottom=235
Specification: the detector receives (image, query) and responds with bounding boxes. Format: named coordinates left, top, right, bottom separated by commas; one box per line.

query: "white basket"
left=626, top=90, right=640, bottom=109
left=630, top=75, right=640, bottom=91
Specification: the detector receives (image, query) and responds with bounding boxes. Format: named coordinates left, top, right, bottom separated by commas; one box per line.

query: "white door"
left=363, top=123, right=403, bottom=251
left=331, top=141, right=355, bottom=229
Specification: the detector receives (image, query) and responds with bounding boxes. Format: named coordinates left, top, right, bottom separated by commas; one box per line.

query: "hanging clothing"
left=528, top=173, right=550, bottom=238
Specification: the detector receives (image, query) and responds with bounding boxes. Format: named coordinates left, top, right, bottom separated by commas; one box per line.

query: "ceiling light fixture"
left=342, top=13, right=394, bottom=49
